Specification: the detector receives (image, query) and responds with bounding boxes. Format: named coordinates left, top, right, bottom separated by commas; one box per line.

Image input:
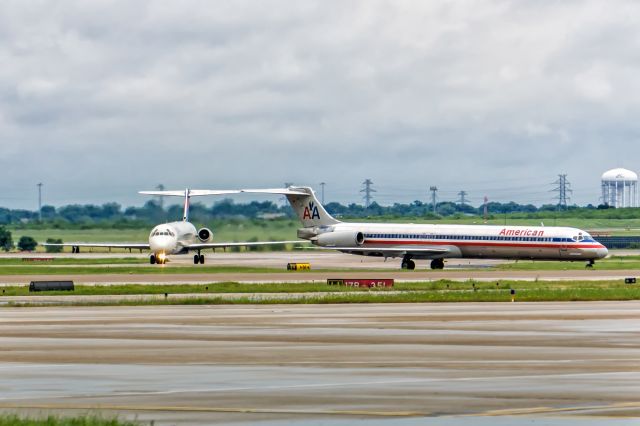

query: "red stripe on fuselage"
left=363, top=240, right=603, bottom=249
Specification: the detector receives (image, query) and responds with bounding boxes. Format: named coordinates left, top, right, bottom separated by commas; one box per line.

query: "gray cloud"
left=0, top=0, right=639, bottom=209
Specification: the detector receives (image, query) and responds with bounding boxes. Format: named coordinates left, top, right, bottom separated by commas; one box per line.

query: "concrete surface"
left=0, top=302, right=638, bottom=424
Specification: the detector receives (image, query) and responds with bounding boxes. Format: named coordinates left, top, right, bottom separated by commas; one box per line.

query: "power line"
left=319, top=182, right=326, bottom=204
left=429, top=186, right=438, bottom=215
left=483, top=196, right=489, bottom=223
left=360, top=179, right=376, bottom=208
left=457, top=190, right=468, bottom=206
left=283, top=182, right=294, bottom=206
left=37, top=183, right=43, bottom=222
left=551, top=174, right=572, bottom=210
left=155, top=184, right=165, bottom=210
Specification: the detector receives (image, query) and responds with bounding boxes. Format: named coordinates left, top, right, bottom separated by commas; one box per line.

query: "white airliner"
left=43, top=189, right=300, bottom=265
left=238, top=186, right=609, bottom=269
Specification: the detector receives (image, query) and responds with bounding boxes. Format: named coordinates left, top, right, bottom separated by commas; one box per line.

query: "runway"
left=0, top=302, right=639, bottom=425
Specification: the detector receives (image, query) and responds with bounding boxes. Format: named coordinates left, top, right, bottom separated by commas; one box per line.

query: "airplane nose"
left=596, top=245, right=608, bottom=259
left=151, top=236, right=177, bottom=253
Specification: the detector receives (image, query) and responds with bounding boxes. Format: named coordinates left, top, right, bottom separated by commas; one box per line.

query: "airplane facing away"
left=239, top=187, right=609, bottom=269
left=43, top=189, right=300, bottom=265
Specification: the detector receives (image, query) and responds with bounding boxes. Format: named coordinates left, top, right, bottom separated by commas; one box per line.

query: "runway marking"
left=474, top=401, right=640, bottom=416
left=0, top=403, right=425, bottom=417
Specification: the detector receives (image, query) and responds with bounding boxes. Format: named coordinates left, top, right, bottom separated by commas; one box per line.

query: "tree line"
left=0, top=199, right=628, bottom=229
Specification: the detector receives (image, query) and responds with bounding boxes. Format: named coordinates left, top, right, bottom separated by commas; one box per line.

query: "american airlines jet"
left=43, top=189, right=299, bottom=265
left=240, top=187, right=609, bottom=270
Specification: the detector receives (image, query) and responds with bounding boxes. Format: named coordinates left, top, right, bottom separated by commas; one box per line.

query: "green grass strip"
left=0, top=279, right=637, bottom=296
left=3, top=280, right=639, bottom=306
left=0, top=258, right=146, bottom=266
left=0, top=414, right=139, bottom=426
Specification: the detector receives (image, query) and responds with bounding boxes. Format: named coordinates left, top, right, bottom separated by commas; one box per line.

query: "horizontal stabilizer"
left=238, top=188, right=309, bottom=196
left=139, top=190, right=241, bottom=197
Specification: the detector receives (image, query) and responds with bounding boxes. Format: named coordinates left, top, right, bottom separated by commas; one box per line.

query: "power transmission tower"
left=457, top=190, right=468, bottom=206
left=360, top=179, right=376, bottom=208
left=37, top=183, right=43, bottom=222
left=551, top=174, right=572, bottom=210
left=155, top=184, right=165, bottom=210
left=429, top=186, right=438, bottom=215
left=282, top=182, right=294, bottom=206
left=319, top=182, right=326, bottom=204
left=483, top=196, right=489, bottom=223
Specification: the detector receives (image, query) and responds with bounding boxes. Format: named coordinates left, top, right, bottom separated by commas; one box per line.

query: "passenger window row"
left=363, top=233, right=581, bottom=243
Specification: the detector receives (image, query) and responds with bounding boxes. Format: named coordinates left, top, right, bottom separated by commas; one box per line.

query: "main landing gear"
left=430, top=259, right=445, bottom=270
left=401, top=257, right=416, bottom=270
left=194, top=252, right=205, bottom=264
left=150, top=254, right=167, bottom=265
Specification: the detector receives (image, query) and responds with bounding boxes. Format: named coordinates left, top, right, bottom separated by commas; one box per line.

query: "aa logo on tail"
left=303, top=202, right=320, bottom=220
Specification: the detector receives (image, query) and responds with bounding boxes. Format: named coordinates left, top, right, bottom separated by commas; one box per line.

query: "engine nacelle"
left=197, top=227, right=213, bottom=242
left=315, top=231, right=364, bottom=247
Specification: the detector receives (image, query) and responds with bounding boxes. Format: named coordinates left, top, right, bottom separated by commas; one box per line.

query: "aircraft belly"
left=461, top=245, right=566, bottom=260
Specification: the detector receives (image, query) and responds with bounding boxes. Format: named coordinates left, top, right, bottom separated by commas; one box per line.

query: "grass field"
left=0, top=414, right=139, bottom=426
left=3, top=279, right=639, bottom=306
left=0, top=279, right=635, bottom=296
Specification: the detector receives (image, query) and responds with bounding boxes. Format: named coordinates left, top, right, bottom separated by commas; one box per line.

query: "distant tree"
left=40, top=205, right=56, bottom=221
left=45, top=238, right=63, bottom=253
left=0, top=226, right=13, bottom=251
left=17, top=235, right=37, bottom=251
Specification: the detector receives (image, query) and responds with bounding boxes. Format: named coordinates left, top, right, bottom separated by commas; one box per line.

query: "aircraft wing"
left=312, top=246, right=452, bottom=258
left=185, top=240, right=306, bottom=250
left=41, top=242, right=151, bottom=250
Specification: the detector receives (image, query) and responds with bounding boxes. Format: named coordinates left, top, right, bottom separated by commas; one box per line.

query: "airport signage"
left=327, top=278, right=394, bottom=288
left=287, top=262, right=311, bottom=271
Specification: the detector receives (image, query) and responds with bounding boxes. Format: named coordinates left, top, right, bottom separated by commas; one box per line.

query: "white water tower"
left=601, top=168, right=638, bottom=207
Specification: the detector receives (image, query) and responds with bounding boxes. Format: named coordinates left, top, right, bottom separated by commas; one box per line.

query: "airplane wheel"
left=199, top=254, right=205, bottom=264
left=150, top=255, right=156, bottom=265
left=194, top=254, right=199, bottom=264
left=401, top=256, right=412, bottom=269
left=407, top=260, right=415, bottom=270
left=431, top=259, right=444, bottom=270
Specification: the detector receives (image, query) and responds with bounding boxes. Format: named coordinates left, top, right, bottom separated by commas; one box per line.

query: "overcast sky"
left=1, top=0, right=638, bottom=210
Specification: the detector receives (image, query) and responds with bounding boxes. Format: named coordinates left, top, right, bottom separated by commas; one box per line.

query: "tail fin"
left=139, top=189, right=241, bottom=222
left=239, top=187, right=340, bottom=227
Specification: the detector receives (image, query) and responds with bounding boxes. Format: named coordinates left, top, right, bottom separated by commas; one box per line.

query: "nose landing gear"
left=586, top=259, right=595, bottom=268
left=151, top=254, right=168, bottom=264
